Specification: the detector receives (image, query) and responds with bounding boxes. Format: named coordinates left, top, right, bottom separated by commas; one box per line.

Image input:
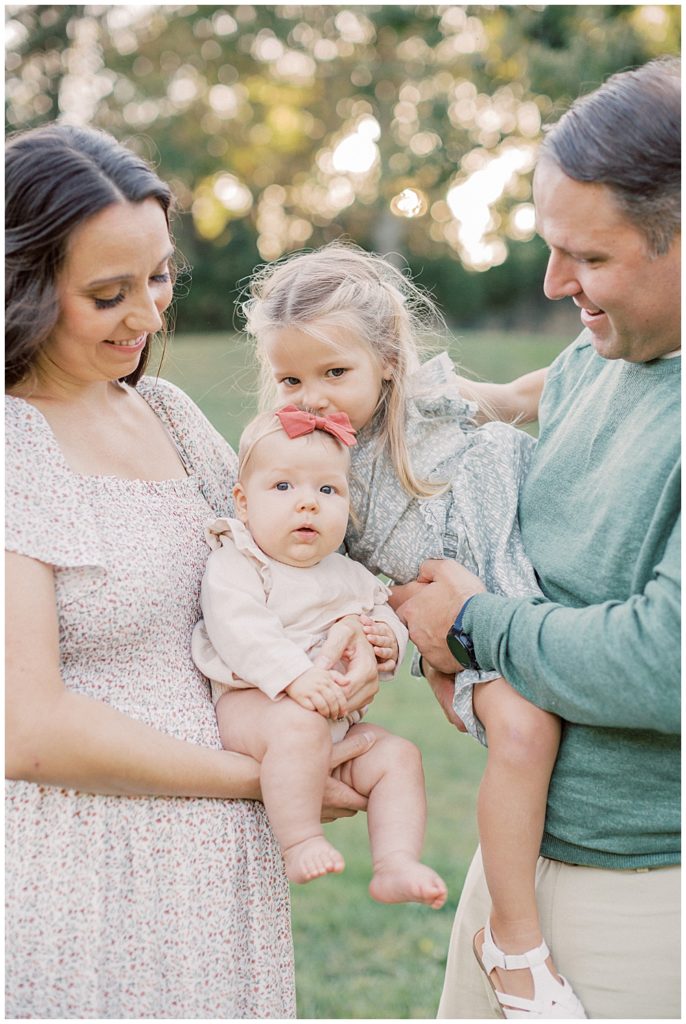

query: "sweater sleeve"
left=467, top=511, right=681, bottom=734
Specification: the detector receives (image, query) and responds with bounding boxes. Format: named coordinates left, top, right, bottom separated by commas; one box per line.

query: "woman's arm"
left=6, top=552, right=376, bottom=813
left=6, top=552, right=264, bottom=798
left=456, top=366, right=547, bottom=425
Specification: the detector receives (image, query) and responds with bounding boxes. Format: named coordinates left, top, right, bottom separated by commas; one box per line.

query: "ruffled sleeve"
left=5, top=396, right=105, bottom=576
left=137, top=376, right=238, bottom=518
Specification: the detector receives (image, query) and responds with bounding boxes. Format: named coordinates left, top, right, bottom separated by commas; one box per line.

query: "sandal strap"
left=481, top=921, right=551, bottom=973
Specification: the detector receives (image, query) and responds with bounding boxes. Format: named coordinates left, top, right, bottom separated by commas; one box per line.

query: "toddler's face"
left=263, top=324, right=391, bottom=432
left=233, top=430, right=351, bottom=567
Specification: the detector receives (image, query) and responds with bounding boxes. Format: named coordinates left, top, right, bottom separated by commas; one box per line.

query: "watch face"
left=446, top=630, right=474, bottom=669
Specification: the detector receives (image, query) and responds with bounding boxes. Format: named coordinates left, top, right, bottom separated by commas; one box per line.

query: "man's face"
left=533, top=158, right=681, bottom=362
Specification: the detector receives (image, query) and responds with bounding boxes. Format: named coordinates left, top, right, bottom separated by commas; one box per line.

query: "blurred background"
left=6, top=4, right=680, bottom=336
left=6, top=5, right=680, bottom=1018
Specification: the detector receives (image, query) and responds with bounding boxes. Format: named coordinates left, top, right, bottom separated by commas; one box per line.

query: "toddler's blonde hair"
left=241, top=240, right=446, bottom=499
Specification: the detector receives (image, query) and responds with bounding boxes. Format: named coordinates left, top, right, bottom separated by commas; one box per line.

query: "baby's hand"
left=360, top=615, right=399, bottom=674
left=286, top=667, right=347, bottom=719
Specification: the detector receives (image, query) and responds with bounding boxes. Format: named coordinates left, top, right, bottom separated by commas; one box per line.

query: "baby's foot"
left=282, top=835, right=345, bottom=884
left=369, top=854, right=448, bottom=909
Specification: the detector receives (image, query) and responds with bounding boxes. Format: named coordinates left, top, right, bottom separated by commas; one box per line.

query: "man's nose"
left=543, top=250, right=581, bottom=301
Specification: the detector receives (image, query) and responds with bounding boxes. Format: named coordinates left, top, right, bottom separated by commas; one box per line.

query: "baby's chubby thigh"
left=216, top=688, right=333, bottom=763
left=342, top=722, right=423, bottom=798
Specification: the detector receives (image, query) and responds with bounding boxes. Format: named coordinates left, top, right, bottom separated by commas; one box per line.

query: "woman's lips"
left=103, top=333, right=147, bottom=351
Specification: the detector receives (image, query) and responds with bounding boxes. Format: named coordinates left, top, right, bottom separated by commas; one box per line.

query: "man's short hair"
left=541, top=57, right=680, bottom=255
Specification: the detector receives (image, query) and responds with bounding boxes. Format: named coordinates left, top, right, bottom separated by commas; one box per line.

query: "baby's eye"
left=326, top=368, right=347, bottom=378
left=94, top=291, right=126, bottom=310
left=320, top=484, right=336, bottom=495
left=275, top=481, right=291, bottom=491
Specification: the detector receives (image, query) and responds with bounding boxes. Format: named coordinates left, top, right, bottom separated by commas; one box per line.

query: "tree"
left=6, top=4, right=680, bottom=330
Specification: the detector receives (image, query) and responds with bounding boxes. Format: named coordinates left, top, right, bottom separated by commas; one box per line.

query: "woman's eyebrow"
left=86, top=249, right=174, bottom=287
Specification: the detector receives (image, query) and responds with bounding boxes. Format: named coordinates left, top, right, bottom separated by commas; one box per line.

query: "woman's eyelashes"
left=93, top=273, right=171, bottom=310
left=94, top=291, right=126, bottom=310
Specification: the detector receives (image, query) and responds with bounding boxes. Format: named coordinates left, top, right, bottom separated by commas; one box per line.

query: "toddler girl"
left=192, top=405, right=447, bottom=908
left=241, top=241, right=586, bottom=1019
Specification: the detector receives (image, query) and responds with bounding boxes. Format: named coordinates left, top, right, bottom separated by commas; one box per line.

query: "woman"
left=5, top=123, right=379, bottom=1019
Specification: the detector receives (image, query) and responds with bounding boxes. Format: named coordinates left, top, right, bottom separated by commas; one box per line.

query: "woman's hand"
left=321, top=729, right=375, bottom=822
left=314, top=615, right=379, bottom=713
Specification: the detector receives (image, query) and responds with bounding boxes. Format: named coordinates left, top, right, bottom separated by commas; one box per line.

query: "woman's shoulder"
left=5, top=393, right=63, bottom=465
left=137, top=375, right=238, bottom=518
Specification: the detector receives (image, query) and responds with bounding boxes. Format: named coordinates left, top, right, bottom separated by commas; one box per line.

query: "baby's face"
left=233, top=430, right=351, bottom=567
left=263, top=323, right=392, bottom=432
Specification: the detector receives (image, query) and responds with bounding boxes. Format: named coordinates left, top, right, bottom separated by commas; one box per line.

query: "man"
left=392, top=57, right=680, bottom=1019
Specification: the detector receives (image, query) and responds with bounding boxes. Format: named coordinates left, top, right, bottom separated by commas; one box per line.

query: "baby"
left=192, top=406, right=447, bottom=908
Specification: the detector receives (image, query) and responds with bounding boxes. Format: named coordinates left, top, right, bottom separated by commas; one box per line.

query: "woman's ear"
left=233, top=481, right=249, bottom=523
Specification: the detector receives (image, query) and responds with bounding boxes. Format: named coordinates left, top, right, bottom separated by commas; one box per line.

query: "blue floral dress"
left=344, top=353, right=542, bottom=741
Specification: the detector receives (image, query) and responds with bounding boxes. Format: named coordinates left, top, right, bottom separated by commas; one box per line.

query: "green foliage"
left=6, top=5, right=679, bottom=333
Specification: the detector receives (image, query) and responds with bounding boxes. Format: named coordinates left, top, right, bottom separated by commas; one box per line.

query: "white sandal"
left=473, top=921, right=587, bottom=1019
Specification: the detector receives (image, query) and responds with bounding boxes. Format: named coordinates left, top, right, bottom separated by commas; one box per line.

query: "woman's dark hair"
left=5, top=123, right=175, bottom=390
left=541, top=56, right=681, bottom=256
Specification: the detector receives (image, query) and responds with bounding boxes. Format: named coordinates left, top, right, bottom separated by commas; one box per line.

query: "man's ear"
left=233, top=481, right=249, bottom=524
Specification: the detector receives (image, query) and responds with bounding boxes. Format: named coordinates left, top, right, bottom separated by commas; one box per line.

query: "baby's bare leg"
left=216, top=689, right=344, bottom=883
left=473, top=677, right=561, bottom=1000
left=344, top=723, right=447, bottom=909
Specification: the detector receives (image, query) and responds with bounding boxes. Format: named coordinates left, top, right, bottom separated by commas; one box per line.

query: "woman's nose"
left=124, top=288, right=166, bottom=334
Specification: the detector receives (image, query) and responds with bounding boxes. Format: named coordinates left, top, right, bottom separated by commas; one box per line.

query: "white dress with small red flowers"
left=5, top=377, right=295, bottom=1019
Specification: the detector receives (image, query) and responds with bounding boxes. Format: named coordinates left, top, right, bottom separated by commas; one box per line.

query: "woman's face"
left=41, top=198, right=174, bottom=386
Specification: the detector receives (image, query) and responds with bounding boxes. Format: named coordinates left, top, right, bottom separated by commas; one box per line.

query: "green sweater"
left=467, top=332, right=680, bottom=869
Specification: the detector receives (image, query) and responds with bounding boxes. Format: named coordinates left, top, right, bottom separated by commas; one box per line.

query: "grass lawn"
left=159, top=330, right=570, bottom=1018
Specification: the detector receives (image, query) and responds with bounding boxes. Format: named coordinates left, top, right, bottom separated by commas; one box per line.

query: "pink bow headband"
left=275, top=405, right=357, bottom=448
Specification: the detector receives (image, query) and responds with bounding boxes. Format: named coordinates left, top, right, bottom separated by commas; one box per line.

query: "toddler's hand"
left=286, top=667, right=347, bottom=719
left=360, top=615, right=399, bottom=674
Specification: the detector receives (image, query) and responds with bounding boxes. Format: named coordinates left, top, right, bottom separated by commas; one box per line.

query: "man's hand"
left=391, top=559, right=486, bottom=674
left=321, top=729, right=376, bottom=822
left=314, top=615, right=379, bottom=712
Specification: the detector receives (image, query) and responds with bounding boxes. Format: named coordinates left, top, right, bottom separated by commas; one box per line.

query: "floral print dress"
left=5, top=377, right=295, bottom=1019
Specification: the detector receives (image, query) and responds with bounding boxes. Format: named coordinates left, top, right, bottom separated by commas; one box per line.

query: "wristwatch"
left=446, top=596, right=480, bottom=671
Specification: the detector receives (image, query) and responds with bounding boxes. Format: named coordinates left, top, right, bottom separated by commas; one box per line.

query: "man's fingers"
left=417, top=558, right=445, bottom=583
left=388, top=580, right=425, bottom=609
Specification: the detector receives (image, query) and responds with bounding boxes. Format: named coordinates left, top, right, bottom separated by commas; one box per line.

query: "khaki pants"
left=438, top=847, right=680, bottom=1019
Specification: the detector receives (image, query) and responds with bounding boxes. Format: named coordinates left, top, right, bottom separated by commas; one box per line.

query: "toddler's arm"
left=286, top=666, right=348, bottom=719
left=457, top=366, right=547, bottom=425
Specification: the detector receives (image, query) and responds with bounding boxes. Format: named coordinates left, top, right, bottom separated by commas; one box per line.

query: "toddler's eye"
left=320, top=484, right=335, bottom=495
left=327, top=368, right=346, bottom=378
left=281, top=377, right=300, bottom=387
left=275, top=481, right=291, bottom=491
